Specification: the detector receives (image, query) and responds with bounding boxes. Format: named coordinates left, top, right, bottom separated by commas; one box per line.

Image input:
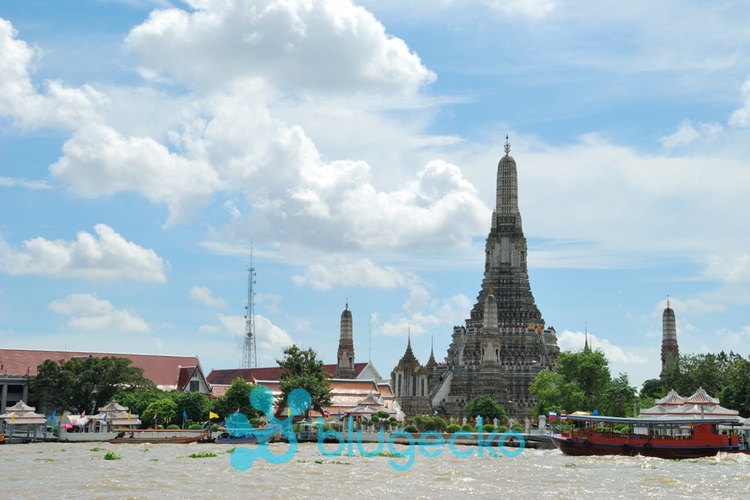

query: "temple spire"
left=504, top=134, right=511, bottom=155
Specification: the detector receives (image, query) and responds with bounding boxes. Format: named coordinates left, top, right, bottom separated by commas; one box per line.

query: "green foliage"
left=103, top=451, right=121, bottom=460
left=640, top=378, right=666, bottom=399
left=511, top=423, right=523, bottom=433
left=277, top=345, right=333, bottom=414
left=188, top=452, right=217, bottom=458
left=556, top=349, right=611, bottom=410
left=115, top=390, right=164, bottom=421
left=30, top=356, right=154, bottom=414
left=430, top=417, right=448, bottom=432
left=167, top=424, right=180, bottom=429
left=446, top=424, right=461, bottom=434
left=170, top=391, right=211, bottom=423
left=144, top=398, right=177, bottom=427
left=461, top=423, right=473, bottom=432
left=188, top=424, right=204, bottom=430
left=603, top=373, right=638, bottom=417
left=404, top=425, right=418, bottom=433
left=496, top=425, right=508, bottom=433
left=464, top=395, right=507, bottom=422
left=482, top=424, right=495, bottom=433
left=211, top=378, right=258, bottom=420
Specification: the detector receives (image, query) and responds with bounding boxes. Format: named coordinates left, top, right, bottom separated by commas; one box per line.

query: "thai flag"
left=323, top=409, right=330, bottom=417
left=561, top=413, right=568, bottom=420
left=549, top=412, right=557, bottom=421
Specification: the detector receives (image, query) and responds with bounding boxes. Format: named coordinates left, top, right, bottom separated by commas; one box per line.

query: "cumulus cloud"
left=189, top=286, right=227, bottom=308
left=293, top=256, right=406, bottom=290
left=659, top=119, right=723, bottom=149
left=557, top=330, right=647, bottom=365
left=0, top=177, right=51, bottom=189
left=651, top=297, right=727, bottom=317
left=49, top=293, right=150, bottom=333
left=0, top=18, right=105, bottom=129
left=0, top=224, right=167, bottom=282
left=216, top=313, right=295, bottom=352
left=702, top=254, right=750, bottom=284
left=729, top=77, right=750, bottom=127
left=50, top=124, right=224, bottom=226
left=124, top=0, right=435, bottom=94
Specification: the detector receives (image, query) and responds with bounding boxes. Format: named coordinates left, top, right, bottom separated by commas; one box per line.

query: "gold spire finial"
left=504, top=134, right=511, bottom=155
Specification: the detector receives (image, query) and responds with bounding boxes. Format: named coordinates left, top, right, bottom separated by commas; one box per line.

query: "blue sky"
left=2, top=0, right=750, bottom=391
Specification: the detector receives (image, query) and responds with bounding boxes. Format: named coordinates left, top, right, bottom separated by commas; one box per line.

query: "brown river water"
left=2, top=441, right=749, bottom=499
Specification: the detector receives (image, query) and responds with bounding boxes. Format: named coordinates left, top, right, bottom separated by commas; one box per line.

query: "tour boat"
left=109, top=429, right=208, bottom=444
left=550, top=414, right=741, bottom=459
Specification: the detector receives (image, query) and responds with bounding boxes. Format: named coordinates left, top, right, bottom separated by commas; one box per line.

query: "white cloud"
left=50, top=124, right=224, bottom=227
left=715, top=325, right=750, bottom=346
left=729, top=77, right=750, bottom=127
left=49, top=293, right=150, bottom=333
left=703, top=254, right=750, bottom=284
left=0, top=18, right=105, bottom=130
left=659, top=119, right=723, bottom=149
left=0, top=224, right=167, bottom=282
left=124, top=0, right=435, bottom=94
left=0, top=177, right=52, bottom=189
left=189, top=286, right=227, bottom=308
left=651, top=297, right=727, bottom=317
left=293, top=256, right=406, bottom=290
left=557, top=330, right=646, bottom=365
left=216, top=313, right=295, bottom=353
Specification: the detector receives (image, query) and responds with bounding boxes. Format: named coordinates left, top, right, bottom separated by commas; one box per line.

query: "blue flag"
left=50, top=410, right=56, bottom=422
left=183, top=410, right=188, bottom=421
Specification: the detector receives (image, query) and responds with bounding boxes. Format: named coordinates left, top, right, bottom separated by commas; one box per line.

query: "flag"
left=61, top=411, right=66, bottom=422
left=50, top=410, right=57, bottom=422
left=561, top=413, right=568, bottom=420
left=323, top=409, right=330, bottom=418
left=209, top=411, right=219, bottom=420
left=81, top=410, right=86, bottom=418
left=183, top=410, right=188, bottom=421
left=11, top=413, right=16, bottom=423
left=549, top=412, right=557, bottom=421
left=338, top=408, right=341, bottom=419
left=251, top=373, right=257, bottom=384
left=153, top=411, right=157, bottom=422
left=127, top=411, right=131, bottom=420
left=103, top=412, right=108, bottom=422
left=25, top=366, right=30, bottom=375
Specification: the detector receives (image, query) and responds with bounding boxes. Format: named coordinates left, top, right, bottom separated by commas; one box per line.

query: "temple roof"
left=655, top=389, right=685, bottom=406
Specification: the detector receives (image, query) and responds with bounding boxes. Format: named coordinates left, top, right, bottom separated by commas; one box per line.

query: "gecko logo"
left=229, top=386, right=526, bottom=471
left=229, top=385, right=310, bottom=471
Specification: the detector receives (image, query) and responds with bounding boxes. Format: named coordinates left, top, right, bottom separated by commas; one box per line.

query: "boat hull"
left=551, top=436, right=736, bottom=459
left=109, top=430, right=208, bottom=444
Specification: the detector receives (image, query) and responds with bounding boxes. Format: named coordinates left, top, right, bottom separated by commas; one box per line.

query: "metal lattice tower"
left=241, top=258, right=258, bottom=369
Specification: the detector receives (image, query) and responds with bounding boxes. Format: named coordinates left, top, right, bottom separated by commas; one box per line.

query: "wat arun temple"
left=391, top=138, right=560, bottom=419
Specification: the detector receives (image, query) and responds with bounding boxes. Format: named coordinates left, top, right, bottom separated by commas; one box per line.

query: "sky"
left=2, top=0, right=750, bottom=391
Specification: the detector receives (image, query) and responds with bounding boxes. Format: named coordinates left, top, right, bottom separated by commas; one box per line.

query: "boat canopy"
left=563, top=414, right=741, bottom=425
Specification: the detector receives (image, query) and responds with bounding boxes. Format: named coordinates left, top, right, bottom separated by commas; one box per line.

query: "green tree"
left=556, top=349, right=611, bottom=410
left=529, top=370, right=584, bottom=416
left=31, top=356, right=154, bottom=414
left=640, top=378, right=665, bottom=399
left=277, top=345, right=332, bottom=415
left=599, top=373, right=637, bottom=417
left=115, top=389, right=164, bottom=420
left=661, top=353, right=726, bottom=396
left=464, top=395, right=507, bottom=422
left=718, top=354, right=750, bottom=418
left=144, top=398, right=177, bottom=428
left=211, top=377, right=259, bottom=420
left=171, top=391, right=211, bottom=423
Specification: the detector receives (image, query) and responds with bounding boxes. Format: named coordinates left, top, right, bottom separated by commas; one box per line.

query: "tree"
left=212, top=377, right=259, bottom=420
left=30, top=356, right=154, bottom=414
left=661, top=353, right=726, bottom=396
left=171, top=390, right=211, bottom=423
left=277, top=345, right=332, bottom=415
left=556, top=349, right=611, bottom=410
left=464, top=395, right=507, bottom=422
left=640, top=378, right=665, bottom=399
left=529, top=370, right=584, bottom=416
left=718, top=355, right=750, bottom=418
left=599, top=373, right=637, bottom=417
left=144, top=398, right=177, bottom=428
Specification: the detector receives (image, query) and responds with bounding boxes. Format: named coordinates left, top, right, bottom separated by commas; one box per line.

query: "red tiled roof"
left=207, top=362, right=368, bottom=385
left=0, top=349, right=202, bottom=390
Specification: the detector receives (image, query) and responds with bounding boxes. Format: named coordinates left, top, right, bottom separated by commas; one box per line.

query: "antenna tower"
left=242, top=252, right=258, bottom=368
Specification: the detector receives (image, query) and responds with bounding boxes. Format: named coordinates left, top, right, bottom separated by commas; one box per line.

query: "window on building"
left=397, top=374, right=402, bottom=396
left=189, top=380, right=199, bottom=392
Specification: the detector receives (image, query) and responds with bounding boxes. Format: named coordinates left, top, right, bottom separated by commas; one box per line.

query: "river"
left=2, top=441, right=749, bottom=499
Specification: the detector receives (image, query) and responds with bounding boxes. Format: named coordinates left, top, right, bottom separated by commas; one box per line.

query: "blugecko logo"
left=228, top=386, right=526, bottom=471
left=229, top=385, right=310, bottom=471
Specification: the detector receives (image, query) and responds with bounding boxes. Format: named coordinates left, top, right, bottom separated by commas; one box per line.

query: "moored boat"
left=109, top=429, right=208, bottom=444
left=550, top=414, right=741, bottom=459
